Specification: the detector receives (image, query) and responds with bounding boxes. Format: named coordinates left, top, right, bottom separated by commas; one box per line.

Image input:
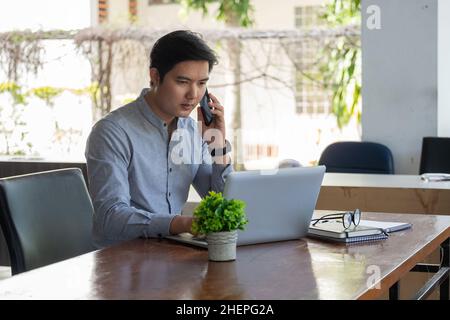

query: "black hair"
left=149, top=30, right=218, bottom=83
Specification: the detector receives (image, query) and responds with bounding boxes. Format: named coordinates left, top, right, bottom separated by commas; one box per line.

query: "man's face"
left=151, top=60, right=209, bottom=120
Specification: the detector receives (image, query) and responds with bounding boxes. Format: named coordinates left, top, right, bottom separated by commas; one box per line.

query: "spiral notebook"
left=308, top=232, right=388, bottom=243
left=308, top=221, right=389, bottom=243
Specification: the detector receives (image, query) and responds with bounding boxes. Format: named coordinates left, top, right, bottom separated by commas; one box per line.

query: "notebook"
left=308, top=220, right=388, bottom=243
left=359, top=220, right=412, bottom=233
left=166, top=166, right=326, bottom=247
left=309, top=232, right=388, bottom=244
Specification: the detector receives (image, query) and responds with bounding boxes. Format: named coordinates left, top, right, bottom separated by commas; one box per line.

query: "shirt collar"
left=137, top=88, right=169, bottom=132
left=137, top=88, right=188, bottom=131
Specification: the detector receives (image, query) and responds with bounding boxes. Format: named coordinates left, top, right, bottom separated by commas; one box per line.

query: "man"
left=85, top=30, right=232, bottom=248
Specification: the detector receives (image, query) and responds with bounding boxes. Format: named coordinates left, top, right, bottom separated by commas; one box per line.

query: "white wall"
left=252, top=0, right=324, bottom=29
left=109, top=0, right=133, bottom=27
left=438, top=0, right=450, bottom=136
left=90, top=0, right=99, bottom=26
left=361, top=0, right=450, bottom=174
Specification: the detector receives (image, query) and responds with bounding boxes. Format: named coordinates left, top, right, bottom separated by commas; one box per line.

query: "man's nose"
left=187, top=85, right=199, bottom=99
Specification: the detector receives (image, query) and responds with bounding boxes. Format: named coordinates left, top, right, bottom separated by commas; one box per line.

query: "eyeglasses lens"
left=343, top=212, right=352, bottom=228
left=353, top=209, right=361, bottom=226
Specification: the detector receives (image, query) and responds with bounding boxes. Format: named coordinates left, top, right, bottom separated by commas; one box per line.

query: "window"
left=129, top=0, right=138, bottom=19
left=294, top=6, right=331, bottom=115
left=244, top=144, right=279, bottom=161
left=98, top=0, right=108, bottom=23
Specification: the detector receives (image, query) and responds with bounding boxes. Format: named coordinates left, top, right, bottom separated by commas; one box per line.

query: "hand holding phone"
left=199, top=88, right=214, bottom=126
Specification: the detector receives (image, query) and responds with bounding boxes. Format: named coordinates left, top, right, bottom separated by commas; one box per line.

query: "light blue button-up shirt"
left=85, top=88, right=232, bottom=248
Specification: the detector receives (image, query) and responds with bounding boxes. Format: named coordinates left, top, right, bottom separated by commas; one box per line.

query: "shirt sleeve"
left=85, top=119, right=176, bottom=248
left=192, top=140, right=233, bottom=198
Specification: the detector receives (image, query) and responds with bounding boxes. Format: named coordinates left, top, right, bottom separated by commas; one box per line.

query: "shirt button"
left=168, top=192, right=171, bottom=197
left=163, top=123, right=167, bottom=127
left=169, top=168, right=172, bottom=173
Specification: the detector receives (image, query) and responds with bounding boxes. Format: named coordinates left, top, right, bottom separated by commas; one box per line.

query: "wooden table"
left=0, top=212, right=448, bottom=300
left=317, top=173, right=450, bottom=215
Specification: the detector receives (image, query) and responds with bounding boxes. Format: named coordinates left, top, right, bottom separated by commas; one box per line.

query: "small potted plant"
left=191, top=191, right=248, bottom=261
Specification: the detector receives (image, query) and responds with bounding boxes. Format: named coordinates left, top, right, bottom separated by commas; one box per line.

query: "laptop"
left=165, top=165, right=325, bottom=248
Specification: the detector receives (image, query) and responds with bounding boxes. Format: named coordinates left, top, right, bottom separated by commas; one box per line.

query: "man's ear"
left=149, top=68, right=160, bottom=87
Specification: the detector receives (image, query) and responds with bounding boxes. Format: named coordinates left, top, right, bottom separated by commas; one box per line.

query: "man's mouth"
left=181, top=103, right=195, bottom=109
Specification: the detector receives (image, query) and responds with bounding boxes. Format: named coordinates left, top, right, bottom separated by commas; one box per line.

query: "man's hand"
left=197, top=92, right=230, bottom=165
left=197, top=92, right=226, bottom=148
left=169, top=215, right=194, bottom=235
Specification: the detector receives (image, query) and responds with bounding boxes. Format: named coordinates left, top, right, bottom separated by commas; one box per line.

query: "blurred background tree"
left=320, top=0, right=361, bottom=129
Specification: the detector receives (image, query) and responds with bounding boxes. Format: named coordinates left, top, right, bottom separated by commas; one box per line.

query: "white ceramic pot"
left=206, top=230, right=238, bottom=261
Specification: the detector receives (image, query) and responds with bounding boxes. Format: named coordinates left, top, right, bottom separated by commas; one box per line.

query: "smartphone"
left=199, top=88, right=214, bottom=126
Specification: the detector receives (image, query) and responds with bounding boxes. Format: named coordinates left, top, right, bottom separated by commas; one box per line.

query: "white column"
left=438, top=0, right=450, bottom=136
left=361, top=0, right=447, bottom=174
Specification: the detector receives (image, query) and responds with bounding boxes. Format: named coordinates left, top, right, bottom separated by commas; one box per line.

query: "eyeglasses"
left=311, top=209, right=361, bottom=229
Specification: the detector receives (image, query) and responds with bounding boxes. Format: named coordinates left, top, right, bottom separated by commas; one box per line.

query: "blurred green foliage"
left=321, top=0, right=361, bottom=128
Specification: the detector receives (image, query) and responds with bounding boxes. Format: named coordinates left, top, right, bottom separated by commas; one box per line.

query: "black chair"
left=419, top=137, right=450, bottom=174
left=318, top=141, right=394, bottom=174
left=0, top=168, right=95, bottom=275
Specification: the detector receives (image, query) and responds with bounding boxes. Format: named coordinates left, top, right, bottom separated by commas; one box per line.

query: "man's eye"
left=177, top=80, right=188, bottom=84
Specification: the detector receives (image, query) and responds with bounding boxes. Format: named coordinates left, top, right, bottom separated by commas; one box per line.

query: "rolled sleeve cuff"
left=147, top=214, right=179, bottom=238
left=211, top=163, right=233, bottom=192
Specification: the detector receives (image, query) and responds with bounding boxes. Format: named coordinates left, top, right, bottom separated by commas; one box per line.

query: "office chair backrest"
left=419, top=137, right=450, bottom=174
left=318, top=141, right=395, bottom=174
left=0, top=168, right=95, bottom=275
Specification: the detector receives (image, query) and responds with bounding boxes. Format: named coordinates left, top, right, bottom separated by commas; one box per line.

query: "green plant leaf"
left=192, top=191, right=248, bottom=234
